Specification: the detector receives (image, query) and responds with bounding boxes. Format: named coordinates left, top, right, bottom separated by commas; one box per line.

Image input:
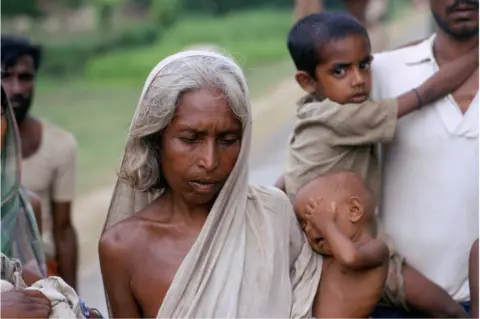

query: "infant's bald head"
left=295, top=171, right=376, bottom=225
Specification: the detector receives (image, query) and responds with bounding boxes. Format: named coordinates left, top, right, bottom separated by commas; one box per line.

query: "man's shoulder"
left=40, top=119, right=77, bottom=150
left=373, top=35, right=433, bottom=70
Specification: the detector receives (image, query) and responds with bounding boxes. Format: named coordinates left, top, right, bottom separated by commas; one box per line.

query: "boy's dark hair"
left=287, top=12, right=370, bottom=78
left=1, top=35, right=42, bottom=71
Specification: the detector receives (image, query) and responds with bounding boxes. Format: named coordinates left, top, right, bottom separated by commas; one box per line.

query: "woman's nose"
left=198, top=140, right=219, bottom=172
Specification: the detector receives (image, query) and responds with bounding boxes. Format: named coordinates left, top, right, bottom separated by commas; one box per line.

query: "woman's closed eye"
left=219, top=134, right=240, bottom=145
left=179, top=135, right=200, bottom=144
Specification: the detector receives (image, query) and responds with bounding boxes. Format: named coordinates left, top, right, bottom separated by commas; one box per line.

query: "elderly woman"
left=99, top=51, right=323, bottom=318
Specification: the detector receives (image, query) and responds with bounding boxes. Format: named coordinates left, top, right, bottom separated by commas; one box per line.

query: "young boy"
left=295, top=171, right=388, bottom=318
left=277, top=11, right=477, bottom=317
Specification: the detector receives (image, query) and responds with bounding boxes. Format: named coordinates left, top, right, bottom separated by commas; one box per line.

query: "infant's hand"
left=305, top=197, right=337, bottom=228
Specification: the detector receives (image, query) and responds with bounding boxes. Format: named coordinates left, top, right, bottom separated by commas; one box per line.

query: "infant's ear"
left=348, top=197, right=364, bottom=223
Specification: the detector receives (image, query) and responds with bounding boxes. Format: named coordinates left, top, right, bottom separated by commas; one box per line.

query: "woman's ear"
left=348, top=197, right=364, bottom=223
left=295, top=71, right=317, bottom=94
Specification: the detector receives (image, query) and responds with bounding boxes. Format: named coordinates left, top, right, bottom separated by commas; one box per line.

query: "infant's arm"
left=396, top=45, right=478, bottom=118
left=322, top=221, right=389, bottom=270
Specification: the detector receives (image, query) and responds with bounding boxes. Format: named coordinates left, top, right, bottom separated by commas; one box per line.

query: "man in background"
left=294, top=0, right=388, bottom=51
left=371, top=0, right=478, bottom=316
left=1, top=35, right=79, bottom=289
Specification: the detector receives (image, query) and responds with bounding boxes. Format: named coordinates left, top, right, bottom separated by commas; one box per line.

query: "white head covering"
left=103, top=50, right=251, bottom=231
left=102, top=50, right=321, bottom=318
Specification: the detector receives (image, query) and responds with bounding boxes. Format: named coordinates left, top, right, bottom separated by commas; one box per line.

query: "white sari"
left=102, top=51, right=323, bottom=318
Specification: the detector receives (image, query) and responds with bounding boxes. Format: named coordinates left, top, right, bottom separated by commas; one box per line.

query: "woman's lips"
left=189, top=181, right=217, bottom=193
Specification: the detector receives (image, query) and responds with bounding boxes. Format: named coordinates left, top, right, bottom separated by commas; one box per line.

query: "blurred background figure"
left=294, top=0, right=390, bottom=51
left=1, top=35, right=79, bottom=289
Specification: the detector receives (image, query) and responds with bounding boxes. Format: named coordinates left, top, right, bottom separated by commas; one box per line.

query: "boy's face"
left=295, top=198, right=360, bottom=256
left=296, top=34, right=373, bottom=104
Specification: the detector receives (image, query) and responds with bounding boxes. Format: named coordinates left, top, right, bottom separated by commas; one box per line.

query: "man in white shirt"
left=371, top=0, right=478, bottom=316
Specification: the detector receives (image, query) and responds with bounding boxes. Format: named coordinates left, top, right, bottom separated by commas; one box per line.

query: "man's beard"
left=432, top=0, right=479, bottom=40
left=9, top=94, right=33, bottom=124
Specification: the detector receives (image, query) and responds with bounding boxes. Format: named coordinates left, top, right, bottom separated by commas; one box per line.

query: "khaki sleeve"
left=52, top=136, right=77, bottom=202
left=325, top=98, right=398, bottom=146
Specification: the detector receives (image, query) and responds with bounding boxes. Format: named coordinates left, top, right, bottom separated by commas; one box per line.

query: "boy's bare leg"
left=469, top=239, right=479, bottom=319
left=403, top=263, right=467, bottom=318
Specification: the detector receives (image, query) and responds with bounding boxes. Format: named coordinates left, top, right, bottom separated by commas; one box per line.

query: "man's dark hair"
left=287, top=12, right=370, bottom=78
left=1, top=35, right=42, bottom=71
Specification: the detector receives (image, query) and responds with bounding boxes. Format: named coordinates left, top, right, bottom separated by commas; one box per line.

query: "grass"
left=85, top=9, right=292, bottom=84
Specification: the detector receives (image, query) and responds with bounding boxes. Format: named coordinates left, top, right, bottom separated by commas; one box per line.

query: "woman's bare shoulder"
left=99, top=198, right=173, bottom=260
left=99, top=215, right=145, bottom=261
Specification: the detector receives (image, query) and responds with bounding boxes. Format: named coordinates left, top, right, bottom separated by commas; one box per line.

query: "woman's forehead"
left=171, top=88, right=241, bottom=129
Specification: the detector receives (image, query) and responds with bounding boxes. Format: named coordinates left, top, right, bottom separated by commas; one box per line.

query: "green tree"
left=91, top=0, right=123, bottom=32
left=2, top=0, right=42, bottom=18
left=150, top=0, right=183, bottom=27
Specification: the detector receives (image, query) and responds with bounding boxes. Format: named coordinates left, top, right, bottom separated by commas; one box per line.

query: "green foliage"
left=2, top=0, right=42, bottom=18
left=41, top=22, right=160, bottom=77
left=181, top=0, right=292, bottom=15
left=85, top=9, right=292, bottom=83
left=150, top=0, right=184, bottom=27
left=57, top=0, right=85, bottom=9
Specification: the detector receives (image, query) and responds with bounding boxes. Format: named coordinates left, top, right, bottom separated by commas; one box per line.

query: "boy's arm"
left=321, top=221, right=389, bottom=270
left=396, top=45, right=478, bottom=118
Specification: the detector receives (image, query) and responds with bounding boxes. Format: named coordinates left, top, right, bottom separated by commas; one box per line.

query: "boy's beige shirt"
left=284, top=96, right=398, bottom=202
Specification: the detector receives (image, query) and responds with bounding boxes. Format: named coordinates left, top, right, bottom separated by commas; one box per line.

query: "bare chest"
left=128, top=228, right=201, bottom=318
left=313, top=259, right=387, bottom=318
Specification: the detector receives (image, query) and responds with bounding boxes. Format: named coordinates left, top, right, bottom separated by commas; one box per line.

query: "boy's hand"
left=305, top=197, right=337, bottom=229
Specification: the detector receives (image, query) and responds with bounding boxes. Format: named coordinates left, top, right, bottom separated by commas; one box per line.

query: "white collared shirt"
left=371, top=34, right=479, bottom=302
